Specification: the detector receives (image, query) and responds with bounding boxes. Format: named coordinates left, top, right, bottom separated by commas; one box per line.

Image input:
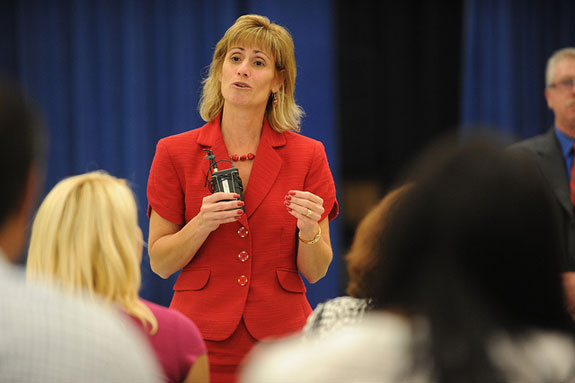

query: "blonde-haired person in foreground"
left=27, top=171, right=209, bottom=383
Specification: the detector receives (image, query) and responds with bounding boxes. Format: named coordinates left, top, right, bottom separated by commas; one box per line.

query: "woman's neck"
left=220, top=107, right=264, bottom=151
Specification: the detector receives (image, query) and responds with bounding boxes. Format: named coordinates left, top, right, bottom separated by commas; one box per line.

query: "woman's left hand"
left=284, top=190, right=324, bottom=232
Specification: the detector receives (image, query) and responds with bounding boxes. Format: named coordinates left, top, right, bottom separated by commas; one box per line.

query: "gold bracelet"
left=298, top=225, right=322, bottom=245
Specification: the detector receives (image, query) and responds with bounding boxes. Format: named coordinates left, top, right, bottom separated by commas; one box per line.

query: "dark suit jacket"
left=510, top=128, right=575, bottom=272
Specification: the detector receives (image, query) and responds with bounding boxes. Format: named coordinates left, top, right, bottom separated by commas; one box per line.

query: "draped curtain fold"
left=3, top=0, right=339, bottom=308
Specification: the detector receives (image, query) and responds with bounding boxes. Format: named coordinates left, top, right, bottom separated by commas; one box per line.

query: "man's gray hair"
left=546, top=47, right=575, bottom=87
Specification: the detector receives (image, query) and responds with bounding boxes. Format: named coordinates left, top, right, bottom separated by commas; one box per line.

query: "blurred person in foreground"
left=0, top=74, right=161, bottom=382
left=27, top=171, right=210, bottom=383
left=240, top=133, right=575, bottom=383
left=147, top=14, right=338, bottom=382
left=302, top=185, right=410, bottom=339
left=510, top=47, right=575, bottom=320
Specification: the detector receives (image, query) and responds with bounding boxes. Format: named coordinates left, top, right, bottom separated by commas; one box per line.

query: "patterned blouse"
left=302, top=296, right=371, bottom=340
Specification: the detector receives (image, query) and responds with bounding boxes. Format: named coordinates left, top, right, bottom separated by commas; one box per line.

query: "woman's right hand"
left=148, top=192, right=244, bottom=279
left=198, top=192, right=245, bottom=233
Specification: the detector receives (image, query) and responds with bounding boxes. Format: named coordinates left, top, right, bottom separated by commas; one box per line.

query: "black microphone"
left=203, top=149, right=244, bottom=210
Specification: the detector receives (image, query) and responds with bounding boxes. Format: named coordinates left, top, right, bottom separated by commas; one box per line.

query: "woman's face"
left=220, top=43, right=282, bottom=111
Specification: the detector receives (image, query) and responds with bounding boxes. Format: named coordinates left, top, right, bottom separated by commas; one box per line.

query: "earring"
left=273, top=92, right=279, bottom=108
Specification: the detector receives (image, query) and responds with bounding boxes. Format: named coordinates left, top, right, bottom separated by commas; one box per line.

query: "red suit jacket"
left=147, top=117, right=338, bottom=341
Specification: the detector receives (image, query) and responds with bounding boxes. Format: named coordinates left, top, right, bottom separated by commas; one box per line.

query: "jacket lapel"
left=197, top=118, right=233, bottom=187
left=197, top=117, right=286, bottom=221
left=243, top=120, right=285, bottom=219
left=536, top=129, right=573, bottom=217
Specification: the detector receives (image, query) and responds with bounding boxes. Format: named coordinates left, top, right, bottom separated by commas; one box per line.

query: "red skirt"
left=205, top=317, right=257, bottom=383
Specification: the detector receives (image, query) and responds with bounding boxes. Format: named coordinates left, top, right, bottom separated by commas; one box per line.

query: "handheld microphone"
left=203, top=149, right=244, bottom=210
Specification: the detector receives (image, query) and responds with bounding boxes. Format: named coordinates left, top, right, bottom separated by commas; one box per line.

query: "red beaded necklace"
left=230, top=153, right=256, bottom=161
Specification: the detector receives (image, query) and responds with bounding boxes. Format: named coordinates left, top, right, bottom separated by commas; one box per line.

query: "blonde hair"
left=546, top=47, right=575, bottom=87
left=199, top=14, right=304, bottom=133
left=27, top=171, right=158, bottom=334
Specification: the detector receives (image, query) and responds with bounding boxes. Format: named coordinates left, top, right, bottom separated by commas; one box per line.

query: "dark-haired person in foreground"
left=0, top=75, right=161, bottom=382
left=241, top=134, right=575, bottom=383
left=301, top=185, right=410, bottom=339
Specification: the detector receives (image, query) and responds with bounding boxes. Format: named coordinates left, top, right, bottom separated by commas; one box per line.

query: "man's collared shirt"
left=554, top=125, right=575, bottom=177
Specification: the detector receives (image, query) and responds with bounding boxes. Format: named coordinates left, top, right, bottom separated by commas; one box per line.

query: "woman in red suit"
left=147, top=14, right=338, bottom=383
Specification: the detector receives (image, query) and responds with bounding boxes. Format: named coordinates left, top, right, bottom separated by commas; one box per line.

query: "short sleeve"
left=147, top=140, right=185, bottom=226
left=305, top=141, right=339, bottom=222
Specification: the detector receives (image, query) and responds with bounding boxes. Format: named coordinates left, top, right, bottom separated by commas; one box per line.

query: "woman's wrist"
left=298, top=225, right=322, bottom=245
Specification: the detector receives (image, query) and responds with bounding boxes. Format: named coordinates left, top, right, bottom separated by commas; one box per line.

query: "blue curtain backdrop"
left=1, top=0, right=339, bottom=309
left=461, top=0, right=575, bottom=139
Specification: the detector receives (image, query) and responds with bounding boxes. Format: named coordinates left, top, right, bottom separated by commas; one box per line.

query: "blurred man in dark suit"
left=510, top=47, right=575, bottom=320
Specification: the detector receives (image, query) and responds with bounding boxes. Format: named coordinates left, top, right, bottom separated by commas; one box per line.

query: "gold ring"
left=305, top=209, right=312, bottom=218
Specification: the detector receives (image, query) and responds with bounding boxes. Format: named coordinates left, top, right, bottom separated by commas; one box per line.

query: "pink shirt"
left=130, top=299, right=207, bottom=383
